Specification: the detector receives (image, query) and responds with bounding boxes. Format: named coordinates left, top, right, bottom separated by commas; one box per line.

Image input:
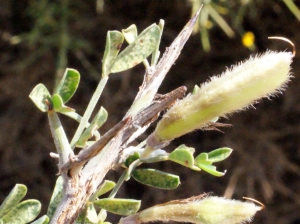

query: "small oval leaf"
left=93, top=198, right=141, bottom=216
left=76, top=107, right=108, bottom=148
left=0, top=200, right=41, bottom=224
left=197, top=163, right=225, bottom=177
left=0, top=184, right=27, bottom=218
left=55, top=68, right=80, bottom=103
left=122, top=24, right=138, bottom=44
left=207, top=147, right=233, bottom=163
left=86, top=204, right=98, bottom=223
left=102, top=31, right=124, bottom=76
left=47, top=176, right=63, bottom=219
left=194, top=153, right=212, bottom=165
left=29, top=84, right=52, bottom=112
left=94, top=180, right=116, bottom=198
left=31, top=215, right=49, bottom=224
left=110, top=24, right=160, bottom=73
left=169, top=144, right=195, bottom=168
left=51, top=94, right=64, bottom=111
left=124, top=152, right=140, bottom=168
left=132, top=169, right=180, bottom=190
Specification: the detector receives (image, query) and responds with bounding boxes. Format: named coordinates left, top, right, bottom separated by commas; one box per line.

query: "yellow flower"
left=242, top=31, right=255, bottom=48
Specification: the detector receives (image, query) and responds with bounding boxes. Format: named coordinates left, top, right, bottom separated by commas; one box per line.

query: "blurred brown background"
left=1, top=1, right=300, bottom=223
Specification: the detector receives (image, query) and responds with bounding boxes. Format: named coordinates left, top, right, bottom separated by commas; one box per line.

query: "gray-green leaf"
left=0, top=184, right=27, bottom=218
left=169, top=144, right=195, bottom=168
left=132, top=169, right=180, bottom=190
left=196, top=163, right=225, bottom=177
left=86, top=203, right=98, bottom=223
left=110, top=24, right=160, bottom=73
left=0, top=200, right=41, bottom=224
left=47, top=176, right=63, bottom=219
left=102, top=31, right=124, bottom=77
left=76, top=107, right=108, bottom=148
left=122, top=24, right=138, bottom=44
left=207, top=147, right=232, bottom=163
left=52, top=94, right=76, bottom=113
left=93, top=199, right=140, bottom=216
left=29, top=84, right=52, bottom=112
left=55, top=68, right=80, bottom=103
left=194, top=153, right=212, bottom=166
left=93, top=180, right=116, bottom=198
left=30, top=215, right=49, bottom=224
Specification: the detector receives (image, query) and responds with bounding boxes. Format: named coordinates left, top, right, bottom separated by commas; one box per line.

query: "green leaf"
left=102, top=31, right=124, bottom=77
left=29, top=84, right=52, bottom=112
left=47, top=176, right=63, bottom=219
left=0, top=200, right=41, bottom=224
left=169, top=144, right=195, bottom=168
left=51, top=94, right=64, bottom=111
left=0, top=184, right=27, bottom=218
left=31, top=215, right=49, bottom=224
left=132, top=169, right=180, bottom=190
left=93, top=198, right=140, bottom=216
left=93, top=180, right=116, bottom=198
left=55, top=68, right=80, bottom=103
left=52, top=94, right=75, bottom=113
left=150, top=19, right=164, bottom=66
left=110, top=24, right=160, bottom=73
left=76, top=107, right=108, bottom=148
left=207, top=147, right=232, bottom=163
left=76, top=204, right=99, bottom=224
left=86, top=204, right=98, bottom=223
left=122, top=25, right=138, bottom=44
left=97, top=209, right=107, bottom=223
left=194, top=153, right=212, bottom=165
left=124, top=152, right=140, bottom=168
left=196, top=163, right=225, bottom=177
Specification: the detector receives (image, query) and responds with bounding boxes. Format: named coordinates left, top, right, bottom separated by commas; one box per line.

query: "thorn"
left=191, top=5, right=203, bottom=25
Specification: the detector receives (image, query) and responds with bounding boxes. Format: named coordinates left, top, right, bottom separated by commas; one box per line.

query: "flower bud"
left=150, top=51, right=292, bottom=145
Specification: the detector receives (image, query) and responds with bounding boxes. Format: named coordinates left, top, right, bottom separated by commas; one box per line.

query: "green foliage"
left=29, top=84, right=52, bottom=112
left=93, top=199, right=141, bottom=216
left=206, top=147, right=233, bottom=162
left=93, top=180, right=116, bottom=198
left=47, top=176, right=63, bottom=219
left=76, top=107, right=108, bottom=148
left=76, top=203, right=99, bottom=224
left=0, top=184, right=41, bottom=224
left=195, top=148, right=232, bottom=176
left=131, top=169, right=180, bottom=190
left=31, top=215, right=49, bottom=224
left=169, top=144, right=197, bottom=169
left=102, top=31, right=124, bottom=77
left=0, top=184, right=27, bottom=218
left=110, top=24, right=160, bottom=73
left=124, top=152, right=140, bottom=168
left=55, top=68, right=80, bottom=103
left=29, top=69, right=80, bottom=114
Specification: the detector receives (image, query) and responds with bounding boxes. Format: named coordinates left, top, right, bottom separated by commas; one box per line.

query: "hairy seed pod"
left=119, top=196, right=262, bottom=224
left=148, top=51, right=293, bottom=146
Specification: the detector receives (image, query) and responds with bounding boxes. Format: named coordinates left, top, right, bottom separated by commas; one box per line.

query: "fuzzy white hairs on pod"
left=119, top=195, right=263, bottom=224
left=149, top=50, right=293, bottom=145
